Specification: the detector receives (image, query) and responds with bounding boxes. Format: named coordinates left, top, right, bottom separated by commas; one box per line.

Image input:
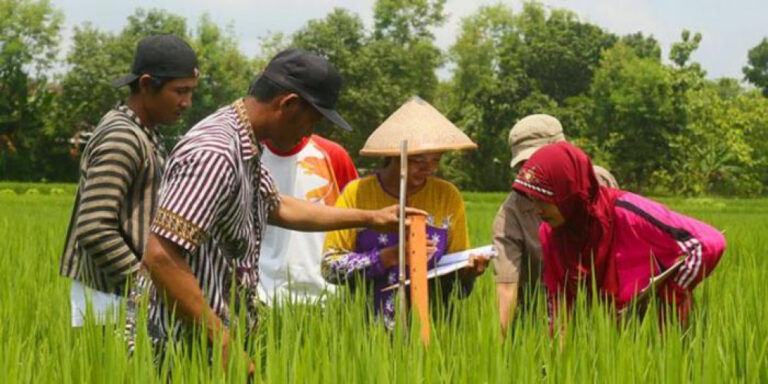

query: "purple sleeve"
left=321, top=249, right=389, bottom=284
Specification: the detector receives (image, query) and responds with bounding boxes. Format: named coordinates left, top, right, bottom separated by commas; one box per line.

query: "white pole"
left=398, top=140, right=408, bottom=332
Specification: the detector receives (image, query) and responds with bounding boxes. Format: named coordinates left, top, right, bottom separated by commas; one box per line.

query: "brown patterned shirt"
left=60, top=104, right=166, bottom=294
left=135, top=99, right=280, bottom=346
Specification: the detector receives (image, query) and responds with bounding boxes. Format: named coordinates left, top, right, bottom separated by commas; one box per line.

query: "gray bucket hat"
left=508, top=114, right=566, bottom=168
left=593, top=165, right=620, bottom=188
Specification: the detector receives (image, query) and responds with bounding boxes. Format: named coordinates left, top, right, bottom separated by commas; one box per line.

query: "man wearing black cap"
left=131, top=49, right=418, bottom=372
left=60, top=34, right=198, bottom=328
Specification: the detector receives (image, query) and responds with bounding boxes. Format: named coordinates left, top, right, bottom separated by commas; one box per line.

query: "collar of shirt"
left=114, top=102, right=166, bottom=157
left=231, top=98, right=258, bottom=161
left=515, top=190, right=537, bottom=214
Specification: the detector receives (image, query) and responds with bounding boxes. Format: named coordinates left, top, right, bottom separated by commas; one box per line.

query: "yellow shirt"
left=321, top=174, right=471, bottom=329
left=324, top=174, right=469, bottom=259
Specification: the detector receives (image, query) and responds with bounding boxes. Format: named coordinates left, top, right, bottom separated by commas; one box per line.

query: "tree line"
left=2, top=0, right=768, bottom=195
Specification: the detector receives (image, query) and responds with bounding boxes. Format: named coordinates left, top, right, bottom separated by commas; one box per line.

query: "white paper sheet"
left=380, top=245, right=497, bottom=292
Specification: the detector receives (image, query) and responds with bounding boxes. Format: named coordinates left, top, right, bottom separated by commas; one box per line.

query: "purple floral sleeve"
left=321, top=248, right=389, bottom=284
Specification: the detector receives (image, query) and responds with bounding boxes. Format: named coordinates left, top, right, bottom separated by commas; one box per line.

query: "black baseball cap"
left=260, top=49, right=352, bottom=131
left=111, top=34, right=199, bottom=88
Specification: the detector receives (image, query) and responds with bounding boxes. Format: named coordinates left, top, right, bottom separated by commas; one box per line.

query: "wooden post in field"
left=408, top=214, right=430, bottom=345
left=397, top=140, right=408, bottom=336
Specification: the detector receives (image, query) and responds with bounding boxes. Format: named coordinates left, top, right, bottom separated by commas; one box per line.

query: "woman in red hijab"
left=512, top=142, right=725, bottom=327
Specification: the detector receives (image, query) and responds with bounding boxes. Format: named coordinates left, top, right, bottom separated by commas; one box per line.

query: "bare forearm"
left=497, top=282, right=519, bottom=336
left=269, top=195, right=373, bottom=231
left=142, top=234, right=227, bottom=342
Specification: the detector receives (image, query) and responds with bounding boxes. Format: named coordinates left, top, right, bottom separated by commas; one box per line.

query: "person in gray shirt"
left=493, top=114, right=618, bottom=337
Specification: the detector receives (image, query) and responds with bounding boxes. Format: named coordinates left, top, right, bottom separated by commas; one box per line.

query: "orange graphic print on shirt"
left=298, top=156, right=339, bottom=206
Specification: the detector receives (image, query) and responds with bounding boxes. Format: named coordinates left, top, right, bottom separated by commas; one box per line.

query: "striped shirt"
left=136, top=99, right=280, bottom=345
left=60, top=104, right=166, bottom=294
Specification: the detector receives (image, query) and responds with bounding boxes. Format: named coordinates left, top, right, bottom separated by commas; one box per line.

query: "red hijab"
left=512, top=142, right=625, bottom=301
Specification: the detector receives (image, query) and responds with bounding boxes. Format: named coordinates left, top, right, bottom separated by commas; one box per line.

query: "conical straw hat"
left=360, top=96, right=477, bottom=156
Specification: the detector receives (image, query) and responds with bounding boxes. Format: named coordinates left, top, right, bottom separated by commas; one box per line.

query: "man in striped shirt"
left=134, top=49, right=418, bottom=373
left=60, top=34, right=199, bottom=327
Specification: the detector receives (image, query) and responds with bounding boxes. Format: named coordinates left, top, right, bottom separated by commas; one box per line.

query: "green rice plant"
left=0, top=187, right=766, bottom=383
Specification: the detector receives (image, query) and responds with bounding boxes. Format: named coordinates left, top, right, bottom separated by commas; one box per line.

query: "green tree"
left=669, top=29, right=702, bottom=68
left=713, top=77, right=743, bottom=100
left=620, top=32, right=661, bottom=60
left=291, top=1, right=445, bottom=171
left=438, top=4, right=523, bottom=190
left=0, top=0, right=63, bottom=179
left=0, top=0, right=62, bottom=142
left=668, top=30, right=706, bottom=91
left=660, top=85, right=765, bottom=196
left=588, top=43, right=679, bottom=189
left=373, top=0, right=445, bottom=42
left=738, top=89, right=768, bottom=190
left=50, top=25, right=123, bottom=138
left=186, top=14, right=255, bottom=130
left=516, top=3, right=617, bottom=104
left=292, top=9, right=368, bottom=147
left=743, top=37, right=768, bottom=97
left=667, top=30, right=707, bottom=155
left=441, top=3, right=615, bottom=190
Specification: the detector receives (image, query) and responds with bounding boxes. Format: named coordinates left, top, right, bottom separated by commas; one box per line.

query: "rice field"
left=1, top=185, right=766, bottom=383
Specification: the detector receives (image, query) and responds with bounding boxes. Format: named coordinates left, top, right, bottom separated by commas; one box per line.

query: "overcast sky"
left=52, top=0, right=767, bottom=80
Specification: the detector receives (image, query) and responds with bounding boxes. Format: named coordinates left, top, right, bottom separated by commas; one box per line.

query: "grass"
left=0, top=184, right=766, bottom=383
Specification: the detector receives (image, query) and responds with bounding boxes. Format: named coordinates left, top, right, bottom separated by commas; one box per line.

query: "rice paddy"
left=0, top=186, right=766, bottom=383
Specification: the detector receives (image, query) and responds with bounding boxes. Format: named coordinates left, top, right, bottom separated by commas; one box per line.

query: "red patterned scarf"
left=513, top=142, right=625, bottom=300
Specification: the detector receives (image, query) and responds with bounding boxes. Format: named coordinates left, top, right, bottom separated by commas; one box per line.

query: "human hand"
left=461, top=253, right=491, bottom=278
left=379, top=240, right=437, bottom=269
left=241, top=350, right=256, bottom=377
left=221, top=332, right=255, bottom=377
left=379, top=245, right=399, bottom=269
left=426, top=240, right=437, bottom=261
left=368, top=205, right=427, bottom=233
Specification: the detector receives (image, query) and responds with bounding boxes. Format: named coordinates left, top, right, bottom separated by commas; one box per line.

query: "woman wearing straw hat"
left=321, top=96, right=491, bottom=329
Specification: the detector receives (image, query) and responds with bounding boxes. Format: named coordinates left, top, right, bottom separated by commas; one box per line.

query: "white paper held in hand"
left=380, top=245, right=497, bottom=292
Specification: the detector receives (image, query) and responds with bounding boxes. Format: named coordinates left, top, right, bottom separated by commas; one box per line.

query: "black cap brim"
left=110, top=73, right=139, bottom=88
left=313, top=104, right=352, bottom=131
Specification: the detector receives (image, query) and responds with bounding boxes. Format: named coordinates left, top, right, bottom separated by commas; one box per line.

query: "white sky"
left=52, top=0, right=767, bottom=80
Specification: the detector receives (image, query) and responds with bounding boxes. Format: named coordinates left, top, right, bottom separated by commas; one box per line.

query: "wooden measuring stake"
left=407, top=214, right=430, bottom=345
left=397, top=140, right=408, bottom=334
